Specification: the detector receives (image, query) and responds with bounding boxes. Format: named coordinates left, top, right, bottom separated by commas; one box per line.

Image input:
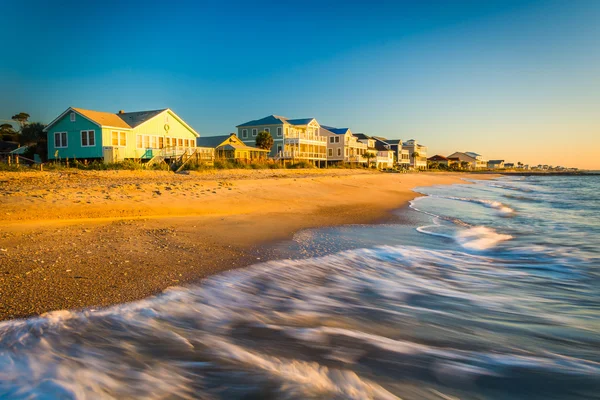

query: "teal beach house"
left=43, top=107, right=199, bottom=162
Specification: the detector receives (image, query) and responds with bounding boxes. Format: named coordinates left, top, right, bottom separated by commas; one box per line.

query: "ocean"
left=0, top=175, right=598, bottom=399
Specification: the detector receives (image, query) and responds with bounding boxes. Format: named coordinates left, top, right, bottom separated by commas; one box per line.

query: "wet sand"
left=0, top=169, right=495, bottom=321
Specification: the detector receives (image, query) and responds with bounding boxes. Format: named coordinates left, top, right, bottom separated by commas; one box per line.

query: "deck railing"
left=285, top=132, right=327, bottom=142
left=277, top=150, right=327, bottom=160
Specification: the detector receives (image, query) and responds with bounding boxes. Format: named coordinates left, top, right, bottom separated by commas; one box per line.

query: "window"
left=143, top=135, right=150, bottom=149
left=70, top=112, right=76, bottom=122
left=277, top=127, right=282, bottom=137
left=337, top=148, right=342, bottom=157
left=54, top=132, right=67, bottom=148
left=264, top=128, right=270, bottom=133
left=329, top=137, right=334, bottom=143
left=178, top=138, right=183, bottom=147
left=81, top=130, right=95, bottom=147
left=242, top=129, right=248, bottom=138
left=158, top=137, right=164, bottom=149
left=328, top=148, right=333, bottom=157
left=335, top=136, right=340, bottom=143
left=345, top=148, right=349, bottom=156
left=252, top=128, right=257, bottom=137
left=112, top=131, right=126, bottom=146
left=150, top=136, right=157, bottom=149
left=136, top=135, right=143, bottom=149
left=277, top=145, right=282, bottom=153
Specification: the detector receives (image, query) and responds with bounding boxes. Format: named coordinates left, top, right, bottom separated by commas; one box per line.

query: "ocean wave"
left=417, top=224, right=513, bottom=251
left=1, top=244, right=598, bottom=399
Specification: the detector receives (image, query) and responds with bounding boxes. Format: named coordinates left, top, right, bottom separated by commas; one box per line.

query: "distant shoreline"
left=0, top=170, right=497, bottom=321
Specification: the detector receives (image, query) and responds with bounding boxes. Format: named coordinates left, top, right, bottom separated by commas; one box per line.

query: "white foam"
left=455, top=226, right=513, bottom=250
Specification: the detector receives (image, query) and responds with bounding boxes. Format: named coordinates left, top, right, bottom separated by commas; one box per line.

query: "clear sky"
left=1, top=0, right=598, bottom=169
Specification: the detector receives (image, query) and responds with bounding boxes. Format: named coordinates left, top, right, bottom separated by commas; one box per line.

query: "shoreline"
left=0, top=170, right=497, bottom=321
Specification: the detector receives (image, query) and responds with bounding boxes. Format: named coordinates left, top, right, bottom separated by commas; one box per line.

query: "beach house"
left=465, top=152, right=489, bottom=169
left=196, top=133, right=269, bottom=162
left=236, top=115, right=327, bottom=166
left=44, top=107, right=200, bottom=163
left=320, top=126, right=368, bottom=165
left=447, top=151, right=482, bottom=169
left=428, top=155, right=450, bottom=167
left=403, top=139, right=428, bottom=169
left=487, top=159, right=505, bottom=169
left=384, top=139, right=410, bottom=168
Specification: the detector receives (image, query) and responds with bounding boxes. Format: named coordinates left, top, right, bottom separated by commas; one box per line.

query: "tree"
left=0, top=123, right=17, bottom=142
left=460, top=161, right=470, bottom=170
left=11, top=112, right=30, bottom=131
left=255, top=130, right=274, bottom=151
left=363, top=151, right=376, bottom=168
left=411, top=151, right=420, bottom=159
left=20, top=122, right=46, bottom=145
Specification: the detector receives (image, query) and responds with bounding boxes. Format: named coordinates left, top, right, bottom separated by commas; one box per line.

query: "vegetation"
left=362, top=152, right=376, bottom=168
left=255, top=131, right=274, bottom=151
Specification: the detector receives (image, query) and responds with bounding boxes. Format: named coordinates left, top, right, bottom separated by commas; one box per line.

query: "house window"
left=150, top=136, right=157, bottom=149
left=252, top=128, right=257, bottom=137
left=328, top=148, right=333, bottom=157
left=264, top=128, right=270, bottom=133
left=143, top=135, right=150, bottom=148
left=242, top=129, right=248, bottom=138
left=329, top=137, right=334, bottom=143
left=70, top=113, right=76, bottom=122
left=345, top=148, right=348, bottom=156
left=80, top=130, right=95, bottom=147
left=178, top=138, right=183, bottom=147
left=335, top=136, right=340, bottom=143
left=54, top=132, right=67, bottom=148
left=136, top=135, right=143, bottom=149
left=277, top=145, right=282, bottom=153
left=112, top=131, right=126, bottom=146
left=337, top=148, right=342, bottom=157
left=277, top=127, right=282, bottom=137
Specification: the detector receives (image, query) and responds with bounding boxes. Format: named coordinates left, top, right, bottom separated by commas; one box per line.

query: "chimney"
left=118, top=110, right=125, bottom=114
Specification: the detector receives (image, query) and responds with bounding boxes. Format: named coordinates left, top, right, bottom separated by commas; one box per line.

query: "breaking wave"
left=1, top=244, right=598, bottom=399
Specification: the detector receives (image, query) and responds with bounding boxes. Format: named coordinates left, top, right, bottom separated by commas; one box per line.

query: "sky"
left=1, top=0, right=598, bottom=169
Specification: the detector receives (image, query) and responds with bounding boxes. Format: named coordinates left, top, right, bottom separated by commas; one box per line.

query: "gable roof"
left=196, top=133, right=268, bottom=151
left=43, top=107, right=199, bottom=137
left=428, top=155, right=448, bottom=161
left=72, top=108, right=132, bottom=129
left=488, top=159, right=505, bottom=164
left=321, top=125, right=350, bottom=135
left=353, top=133, right=371, bottom=140
left=236, top=115, right=316, bottom=127
left=385, top=139, right=402, bottom=145
left=117, top=109, right=166, bottom=128
left=447, top=152, right=477, bottom=162
left=372, top=137, right=390, bottom=151
left=196, top=134, right=233, bottom=148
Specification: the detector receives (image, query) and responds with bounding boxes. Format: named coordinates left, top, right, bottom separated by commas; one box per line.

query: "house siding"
left=47, top=113, right=102, bottom=160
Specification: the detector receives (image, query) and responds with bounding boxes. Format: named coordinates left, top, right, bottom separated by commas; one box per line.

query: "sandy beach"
left=0, top=169, right=493, bottom=321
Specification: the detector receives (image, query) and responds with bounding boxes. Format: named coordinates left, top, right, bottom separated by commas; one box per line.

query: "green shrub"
left=286, top=161, right=315, bottom=169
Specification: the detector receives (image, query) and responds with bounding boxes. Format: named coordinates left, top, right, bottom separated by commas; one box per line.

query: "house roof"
left=428, top=155, right=448, bottom=161
left=44, top=107, right=199, bottom=137
left=196, top=134, right=268, bottom=151
left=353, top=133, right=371, bottom=140
left=117, top=109, right=166, bottom=128
left=385, top=139, right=402, bottom=145
left=447, top=152, right=477, bottom=162
left=371, top=135, right=388, bottom=142
left=72, top=108, right=132, bottom=129
left=488, top=159, right=505, bottom=164
left=321, top=125, right=350, bottom=135
left=465, top=152, right=481, bottom=158
left=236, top=115, right=316, bottom=127
left=196, top=134, right=232, bottom=148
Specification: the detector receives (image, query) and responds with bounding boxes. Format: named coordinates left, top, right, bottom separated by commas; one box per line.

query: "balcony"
left=285, top=131, right=327, bottom=143
left=277, top=150, right=327, bottom=160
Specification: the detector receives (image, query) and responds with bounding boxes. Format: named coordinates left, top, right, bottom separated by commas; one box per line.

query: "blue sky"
left=1, top=0, right=598, bottom=168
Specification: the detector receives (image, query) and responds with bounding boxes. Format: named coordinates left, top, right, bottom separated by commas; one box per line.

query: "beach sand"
left=0, top=169, right=494, bottom=321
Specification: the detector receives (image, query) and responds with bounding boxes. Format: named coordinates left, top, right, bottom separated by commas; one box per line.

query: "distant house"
left=447, top=152, right=480, bottom=169
left=43, top=107, right=199, bottom=163
left=196, top=133, right=269, bottom=162
left=403, top=139, right=428, bottom=169
left=465, top=152, right=488, bottom=169
left=236, top=115, right=327, bottom=166
left=372, top=137, right=395, bottom=169
left=320, top=126, right=368, bottom=165
left=385, top=139, right=410, bottom=168
left=504, top=162, right=515, bottom=169
left=428, top=155, right=449, bottom=166
left=488, top=159, right=505, bottom=169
